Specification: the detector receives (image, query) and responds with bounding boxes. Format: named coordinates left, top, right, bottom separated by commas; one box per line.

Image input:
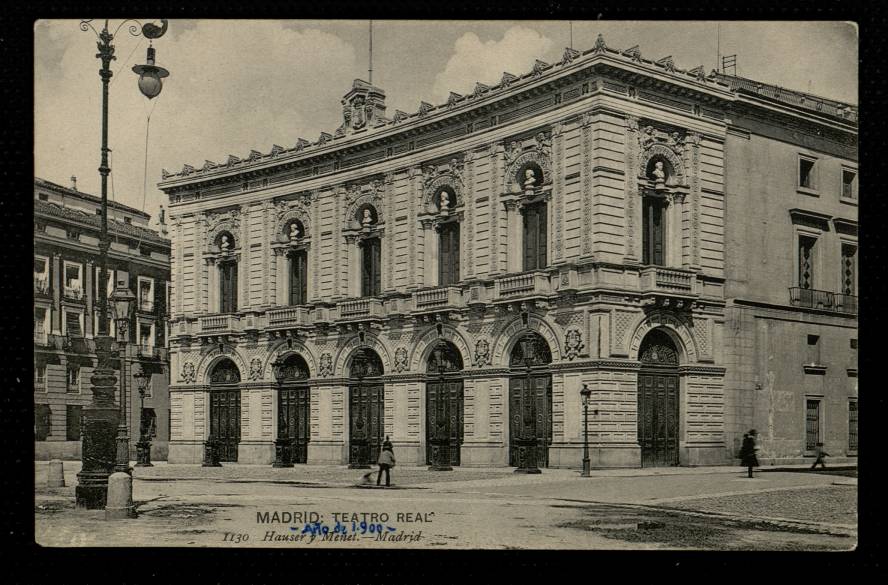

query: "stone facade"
left=158, top=39, right=856, bottom=468
left=34, top=178, right=173, bottom=461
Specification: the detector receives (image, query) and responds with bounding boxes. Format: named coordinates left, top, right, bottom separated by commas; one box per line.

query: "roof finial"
left=70, top=176, right=77, bottom=191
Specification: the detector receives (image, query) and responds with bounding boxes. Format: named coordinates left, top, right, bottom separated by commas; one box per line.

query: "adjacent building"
left=34, top=177, right=173, bottom=460
left=157, top=36, right=857, bottom=468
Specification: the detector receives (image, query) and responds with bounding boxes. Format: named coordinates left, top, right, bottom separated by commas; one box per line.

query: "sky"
left=34, top=20, right=858, bottom=227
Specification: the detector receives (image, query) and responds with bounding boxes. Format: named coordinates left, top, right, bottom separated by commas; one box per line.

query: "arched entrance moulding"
left=627, top=311, right=698, bottom=365
left=409, top=325, right=472, bottom=372
left=491, top=314, right=563, bottom=367
left=333, top=333, right=392, bottom=378
left=263, top=339, right=318, bottom=381
left=196, top=346, right=249, bottom=385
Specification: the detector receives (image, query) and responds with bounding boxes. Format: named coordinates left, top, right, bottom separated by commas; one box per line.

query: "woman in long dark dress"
left=739, top=429, right=759, bottom=478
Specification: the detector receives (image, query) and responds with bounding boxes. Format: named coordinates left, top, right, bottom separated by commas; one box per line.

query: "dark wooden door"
left=637, top=373, right=678, bottom=467
left=220, top=262, right=238, bottom=313
left=523, top=202, right=548, bottom=271
left=279, top=386, right=310, bottom=463
left=210, top=388, right=241, bottom=462
left=509, top=375, right=552, bottom=467
left=426, top=380, right=464, bottom=466
left=349, top=384, right=384, bottom=465
left=438, top=222, right=460, bottom=286
left=289, top=251, right=307, bottom=305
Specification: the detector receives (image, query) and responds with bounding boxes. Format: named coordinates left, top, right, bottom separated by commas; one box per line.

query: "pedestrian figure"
left=377, top=436, right=395, bottom=487
left=739, top=429, right=759, bottom=478
left=811, top=442, right=830, bottom=470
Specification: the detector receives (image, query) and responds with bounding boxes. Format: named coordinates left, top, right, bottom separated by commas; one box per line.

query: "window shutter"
left=537, top=204, right=548, bottom=270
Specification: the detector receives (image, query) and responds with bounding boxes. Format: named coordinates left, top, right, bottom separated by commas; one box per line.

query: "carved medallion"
left=181, top=362, right=195, bottom=384
left=249, top=358, right=263, bottom=381
left=564, top=329, right=584, bottom=361
left=394, top=347, right=408, bottom=373
left=318, top=353, right=333, bottom=377
left=474, top=339, right=491, bottom=367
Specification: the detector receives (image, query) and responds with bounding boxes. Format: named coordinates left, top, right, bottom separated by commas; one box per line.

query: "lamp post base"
left=581, top=459, right=591, bottom=477
left=512, top=439, right=542, bottom=474
left=273, top=438, right=294, bottom=468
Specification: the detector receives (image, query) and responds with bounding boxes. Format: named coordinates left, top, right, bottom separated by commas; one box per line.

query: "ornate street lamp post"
left=272, top=358, right=294, bottom=468
left=134, top=366, right=153, bottom=467
left=580, top=384, right=591, bottom=477
left=429, top=340, right=453, bottom=471
left=514, top=333, right=542, bottom=474
left=75, top=18, right=170, bottom=509
left=111, top=283, right=136, bottom=474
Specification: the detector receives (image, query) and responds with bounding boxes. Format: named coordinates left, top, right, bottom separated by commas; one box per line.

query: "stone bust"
left=220, top=234, right=230, bottom=251
left=362, top=208, right=374, bottom=227
left=289, top=222, right=300, bottom=241
left=439, top=190, right=450, bottom=211
left=652, top=161, right=666, bottom=186
left=524, top=168, right=537, bottom=191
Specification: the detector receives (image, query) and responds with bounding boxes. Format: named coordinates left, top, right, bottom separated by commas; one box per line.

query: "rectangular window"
left=289, top=250, right=308, bottom=305
left=64, top=261, right=83, bottom=299
left=438, top=222, right=461, bottom=286
left=63, top=309, right=84, bottom=337
left=642, top=197, right=666, bottom=266
left=806, top=334, right=821, bottom=365
left=35, top=362, right=47, bottom=392
left=841, top=244, right=857, bottom=295
left=35, top=256, right=49, bottom=293
left=66, top=405, right=83, bottom=441
left=35, top=307, right=48, bottom=344
left=66, top=365, right=81, bottom=393
left=138, top=276, right=155, bottom=312
left=805, top=399, right=821, bottom=451
left=138, top=321, right=154, bottom=351
left=849, top=400, right=858, bottom=451
left=842, top=169, right=857, bottom=199
left=798, top=236, right=816, bottom=290
left=522, top=202, right=548, bottom=271
left=35, top=404, right=51, bottom=440
left=361, top=238, right=382, bottom=297
left=799, top=157, right=816, bottom=189
left=220, top=262, right=238, bottom=313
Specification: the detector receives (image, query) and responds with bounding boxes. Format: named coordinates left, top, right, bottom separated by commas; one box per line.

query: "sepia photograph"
left=32, top=19, right=858, bottom=551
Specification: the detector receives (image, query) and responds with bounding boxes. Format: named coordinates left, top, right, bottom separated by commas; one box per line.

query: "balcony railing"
left=63, top=286, right=83, bottom=301
left=639, top=266, right=696, bottom=294
left=198, top=314, right=242, bottom=334
left=267, top=306, right=312, bottom=328
left=337, top=298, right=385, bottom=319
left=494, top=272, right=551, bottom=300
left=414, top=286, right=465, bottom=310
left=34, top=276, right=49, bottom=295
left=34, top=330, right=48, bottom=345
left=34, top=377, right=47, bottom=392
left=138, top=299, right=155, bottom=313
left=790, top=288, right=858, bottom=315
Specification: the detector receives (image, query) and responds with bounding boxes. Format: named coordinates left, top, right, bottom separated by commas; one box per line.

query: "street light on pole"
left=111, top=283, right=136, bottom=474
left=134, top=366, right=153, bottom=467
left=580, top=384, right=592, bottom=477
left=75, top=18, right=170, bottom=509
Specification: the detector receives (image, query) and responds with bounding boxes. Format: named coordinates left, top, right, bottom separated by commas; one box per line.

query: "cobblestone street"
left=34, top=461, right=857, bottom=550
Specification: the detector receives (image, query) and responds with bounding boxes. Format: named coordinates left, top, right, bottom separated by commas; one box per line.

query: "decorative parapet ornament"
left=318, top=353, right=333, bottom=377
left=474, top=338, right=491, bottom=367
left=249, top=358, right=263, bottom=381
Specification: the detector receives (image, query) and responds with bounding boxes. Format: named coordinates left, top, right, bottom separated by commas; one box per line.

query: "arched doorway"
left=274, top=353, right=311, bottom=464
left=209, top=358, right=241, bottom=462
left=637, top=328, right=680, bottom=467
left=508, top=331, right=553, bottom=468
left=425, top=339, right=464, bottom=468
left=348, top=347, right=385, bottom=468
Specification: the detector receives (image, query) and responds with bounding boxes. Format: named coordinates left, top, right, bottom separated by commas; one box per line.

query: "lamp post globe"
left=132, top=46, right=169, bottom=100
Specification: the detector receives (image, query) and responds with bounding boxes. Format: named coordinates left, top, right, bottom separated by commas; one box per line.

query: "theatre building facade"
left=159, top=37, right=854, bottom=468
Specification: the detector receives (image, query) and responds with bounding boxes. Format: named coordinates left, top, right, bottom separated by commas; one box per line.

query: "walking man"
left=739, top=429, right=759, bottom=478
left=377, top=436, right=396, bottom=487
left=811, top=442, right=830, bottom=469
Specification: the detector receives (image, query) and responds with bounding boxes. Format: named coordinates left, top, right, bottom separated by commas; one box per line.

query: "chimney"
left=70, top=176, right=77, bottom=191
